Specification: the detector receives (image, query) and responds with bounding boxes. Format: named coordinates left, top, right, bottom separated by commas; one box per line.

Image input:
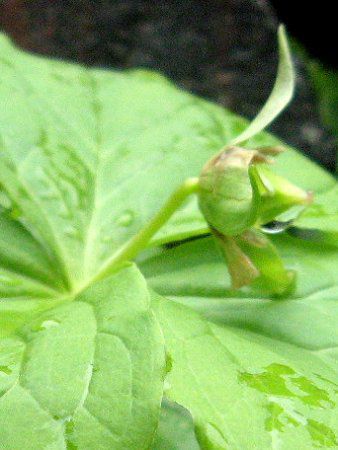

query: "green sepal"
left=213, top=228, right=260, bottom=289
left=214, top=226, right=295, bottom=296
left=252, top=164, right=312, bottom=226
left=236, top=229, right=296, bottom=297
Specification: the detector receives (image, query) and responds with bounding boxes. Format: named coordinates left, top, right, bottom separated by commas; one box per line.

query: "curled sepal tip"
left=214, top=229, right=260, bottom=289
left=237, top=229, right=296, bottom=296
left=214, top=227, right=295, bottom=296
left=229, top=24, right=294, bottom=146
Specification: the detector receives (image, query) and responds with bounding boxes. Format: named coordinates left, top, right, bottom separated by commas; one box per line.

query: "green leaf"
left=0, top=265, right=165, bottom=449
left=141, top=234, right=338, bottom=360
left=233, top=229, right=296, bottom=295
left=0, top=212, right=65, bottom=299
left=1, top=31, right=337, bottom=450
left=0, top=32, right=225, bottom=289
left=0, top=211, right=67, bottom=339
left=151, top=292, right=338, bottom=449
left=141, top=227, right=338, bottom=448
left=292, top=184, right=338, bottom=247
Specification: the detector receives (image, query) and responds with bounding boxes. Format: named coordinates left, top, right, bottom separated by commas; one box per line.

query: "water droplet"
left=41, top=319, right=60, bottom=329
left=0, top=365, right=12, bottom=375
left=116, top=210, right=134, bottom=227
left=261, top=220, right=292, bottom=234
left=33, top=319, right=60, bottom=332
left=163, top=380, right=171, bottom=392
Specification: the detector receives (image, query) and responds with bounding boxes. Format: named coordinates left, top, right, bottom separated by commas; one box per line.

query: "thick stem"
left=89, top=177, right=200, bottom=285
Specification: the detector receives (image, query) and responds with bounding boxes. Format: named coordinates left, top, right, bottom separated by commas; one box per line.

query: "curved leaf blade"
left=0, top=265, right=165, bottom=450
left=141, top=228, right=338, bottom=448
left=230, top=25, right=295, bottom=146
left=152, top=293, right=338, bottom=450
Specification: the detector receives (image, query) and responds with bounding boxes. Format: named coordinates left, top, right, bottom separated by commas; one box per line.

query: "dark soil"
left=0, top=0, right=336, bottom=171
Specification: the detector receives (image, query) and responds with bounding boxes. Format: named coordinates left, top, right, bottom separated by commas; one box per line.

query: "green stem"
left=91, top=177, right=200, bottom=284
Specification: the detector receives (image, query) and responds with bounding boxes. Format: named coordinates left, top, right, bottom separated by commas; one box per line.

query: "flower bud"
left=198, top=147, right=259, bottom=236
left=198, top=146, right=311, bottom=236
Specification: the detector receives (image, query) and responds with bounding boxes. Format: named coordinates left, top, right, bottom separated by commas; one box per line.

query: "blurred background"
left=0, top=0, right=336, bottom=171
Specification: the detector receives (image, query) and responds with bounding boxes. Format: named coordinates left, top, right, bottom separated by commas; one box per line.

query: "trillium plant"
left=0, top=25, right=337, bottom=450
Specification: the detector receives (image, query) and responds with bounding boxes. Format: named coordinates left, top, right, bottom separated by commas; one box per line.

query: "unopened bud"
left=198, top=146, right=311, bottom=236
left=198, top=147, right=259, bottom=236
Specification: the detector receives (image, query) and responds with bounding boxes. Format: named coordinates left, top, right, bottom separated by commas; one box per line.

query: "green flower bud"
left=198, top=146, right=311, bottom=236
left=198, top=146, right=259, bottom=236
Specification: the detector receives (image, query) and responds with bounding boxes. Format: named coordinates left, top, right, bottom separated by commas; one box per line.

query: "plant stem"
left=91, top=177, right=200, bottom=284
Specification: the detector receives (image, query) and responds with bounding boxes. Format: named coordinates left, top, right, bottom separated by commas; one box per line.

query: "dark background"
left=0, top=0, right=336, bottom=171
left=270, top=0, right=336, bottom=69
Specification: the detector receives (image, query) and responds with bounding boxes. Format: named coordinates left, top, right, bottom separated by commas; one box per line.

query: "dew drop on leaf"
left=261, top=220, right=292, bottom=234
left=163, top=379, right=171, bottom=392
left=116, top=210, right=134, bottom=227
left=32, top=319, right=60, bottom=332
left=40, top=319, right=60, bottom=329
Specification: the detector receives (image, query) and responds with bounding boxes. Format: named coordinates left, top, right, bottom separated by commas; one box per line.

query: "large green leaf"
left=1, top=32, right=337, bottom=450
left=151, top=292, right=338, bottom=450
left=142, top=234, right=338, bottom=360
left=140, top=231, right=338, bottom=448
left=0, top=265, right=165, bottom=449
